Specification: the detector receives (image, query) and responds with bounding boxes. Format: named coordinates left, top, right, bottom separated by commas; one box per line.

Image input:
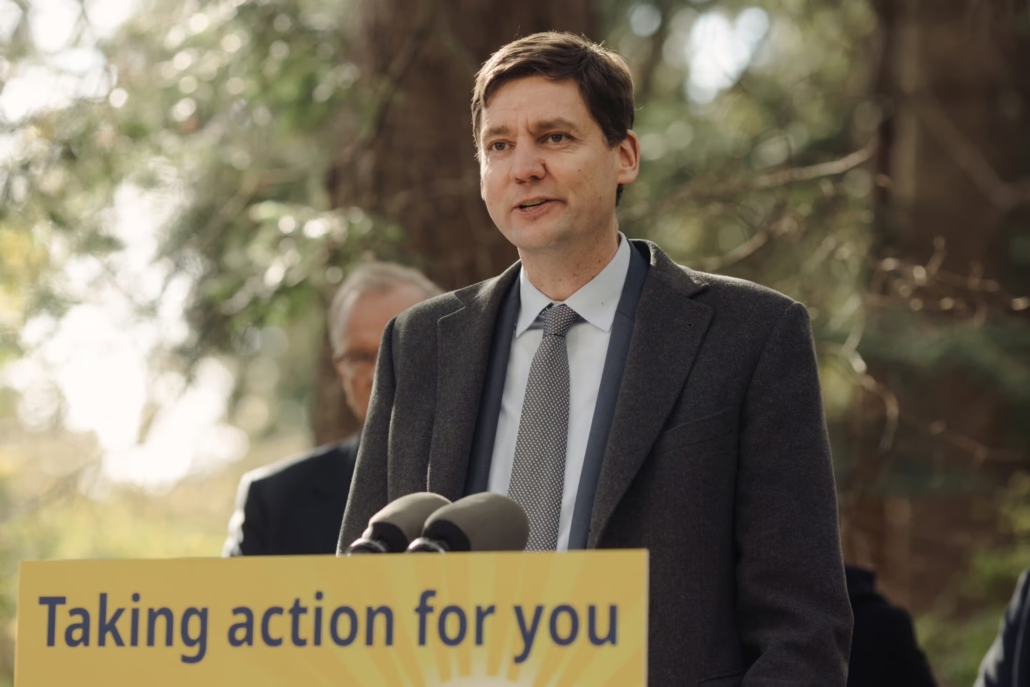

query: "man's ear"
left=616, top=130, right=641, bottom=185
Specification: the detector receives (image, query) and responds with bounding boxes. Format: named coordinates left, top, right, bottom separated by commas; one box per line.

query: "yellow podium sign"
left=17, top=550, right=647, bottom=686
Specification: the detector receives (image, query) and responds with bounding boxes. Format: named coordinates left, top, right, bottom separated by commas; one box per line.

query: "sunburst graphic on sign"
left=297, top=550, right=647, bottom=686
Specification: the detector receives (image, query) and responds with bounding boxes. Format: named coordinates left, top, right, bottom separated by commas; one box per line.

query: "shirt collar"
left=515, top=232, right=631, bottom=337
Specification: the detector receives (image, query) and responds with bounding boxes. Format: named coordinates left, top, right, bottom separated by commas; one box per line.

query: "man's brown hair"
left=471, top=32, right=636, bottom=153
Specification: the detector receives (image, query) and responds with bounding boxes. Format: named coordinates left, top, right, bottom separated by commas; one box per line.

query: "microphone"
left=407, top=493, right=529, bottom=553
left=344, top=492, right=451, bottom=554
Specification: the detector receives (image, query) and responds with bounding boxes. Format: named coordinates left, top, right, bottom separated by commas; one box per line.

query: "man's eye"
left=489, top=141, right=507, bottom=151
left=548, top=133, right=566, bottom=143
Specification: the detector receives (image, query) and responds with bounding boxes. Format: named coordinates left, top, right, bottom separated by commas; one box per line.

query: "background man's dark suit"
left=338, top=240, right=852, bottom=685
left=224, top=435, right=358, bottom=556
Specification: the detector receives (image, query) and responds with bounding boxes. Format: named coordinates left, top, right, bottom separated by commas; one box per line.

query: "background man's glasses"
left=336, top=350, right=377, bottom=373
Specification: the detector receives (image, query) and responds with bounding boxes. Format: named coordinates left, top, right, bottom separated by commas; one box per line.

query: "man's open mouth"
left=518, top=199, right=549, bottom=210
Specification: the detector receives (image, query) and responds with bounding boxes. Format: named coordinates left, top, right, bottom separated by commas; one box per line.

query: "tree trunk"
left=846, top=0, right=1030, bottom=613
left=313, top=0, right=598, bottom=444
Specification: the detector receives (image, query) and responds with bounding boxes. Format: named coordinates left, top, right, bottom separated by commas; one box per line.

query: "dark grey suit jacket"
left=338, top=240, right=852, bottom=686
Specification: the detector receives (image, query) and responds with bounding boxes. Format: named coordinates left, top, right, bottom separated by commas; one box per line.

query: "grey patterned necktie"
left=507, top=303, right=581, bottom=551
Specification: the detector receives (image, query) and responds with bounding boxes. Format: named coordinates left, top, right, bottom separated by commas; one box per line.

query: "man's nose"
left=510, top=140, right=545, bottom=183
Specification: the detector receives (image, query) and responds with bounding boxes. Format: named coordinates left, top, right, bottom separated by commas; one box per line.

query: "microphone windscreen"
left=362, top=492, right=451, bottom=552
left=421, top=493, right=529, bottom=552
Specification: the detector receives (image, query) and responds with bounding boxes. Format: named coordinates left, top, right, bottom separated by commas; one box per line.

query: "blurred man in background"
left=223, top=262, right=440, bottom=556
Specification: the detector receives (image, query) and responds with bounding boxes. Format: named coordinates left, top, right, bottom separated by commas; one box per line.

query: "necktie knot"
left=544, top=304, right=580, bottom=338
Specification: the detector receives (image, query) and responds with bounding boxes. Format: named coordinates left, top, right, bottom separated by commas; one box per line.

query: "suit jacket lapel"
left=588, top=243, right=713, bottom=548
left=427, top=262, right=521, bottom=501
left=464, top=280, right=521, bottom=495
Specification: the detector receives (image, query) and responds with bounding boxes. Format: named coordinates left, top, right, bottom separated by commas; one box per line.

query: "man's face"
left=478, top=76, right=639, bottom=255
left=334, top=284, right=428, bottom=424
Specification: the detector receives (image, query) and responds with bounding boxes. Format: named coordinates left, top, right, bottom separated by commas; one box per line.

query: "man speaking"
left=339, top=33, right=852, bottom=684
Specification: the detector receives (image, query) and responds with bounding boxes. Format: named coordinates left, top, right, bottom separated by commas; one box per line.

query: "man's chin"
left=504, top=222, right=566, bottom=253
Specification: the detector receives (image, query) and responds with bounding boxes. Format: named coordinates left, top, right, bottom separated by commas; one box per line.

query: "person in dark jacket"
left=846, top=565, right=937, bottom=687
left=222, top=262, right=440, bottom=556
left=976, top=569, right=1030, bottom=687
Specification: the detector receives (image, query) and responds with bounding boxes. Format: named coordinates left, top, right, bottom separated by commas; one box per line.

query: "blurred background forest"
left=2, top=0, right=1029, bottom=683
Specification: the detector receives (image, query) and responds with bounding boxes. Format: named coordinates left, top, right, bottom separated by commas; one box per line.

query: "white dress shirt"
left=487, top=233, right=631, bottom=550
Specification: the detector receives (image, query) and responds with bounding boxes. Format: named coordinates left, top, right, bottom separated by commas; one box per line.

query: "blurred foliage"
left=1, top=0, right=1029, bottom=684
left=0, top=0, right=401, bottom=378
